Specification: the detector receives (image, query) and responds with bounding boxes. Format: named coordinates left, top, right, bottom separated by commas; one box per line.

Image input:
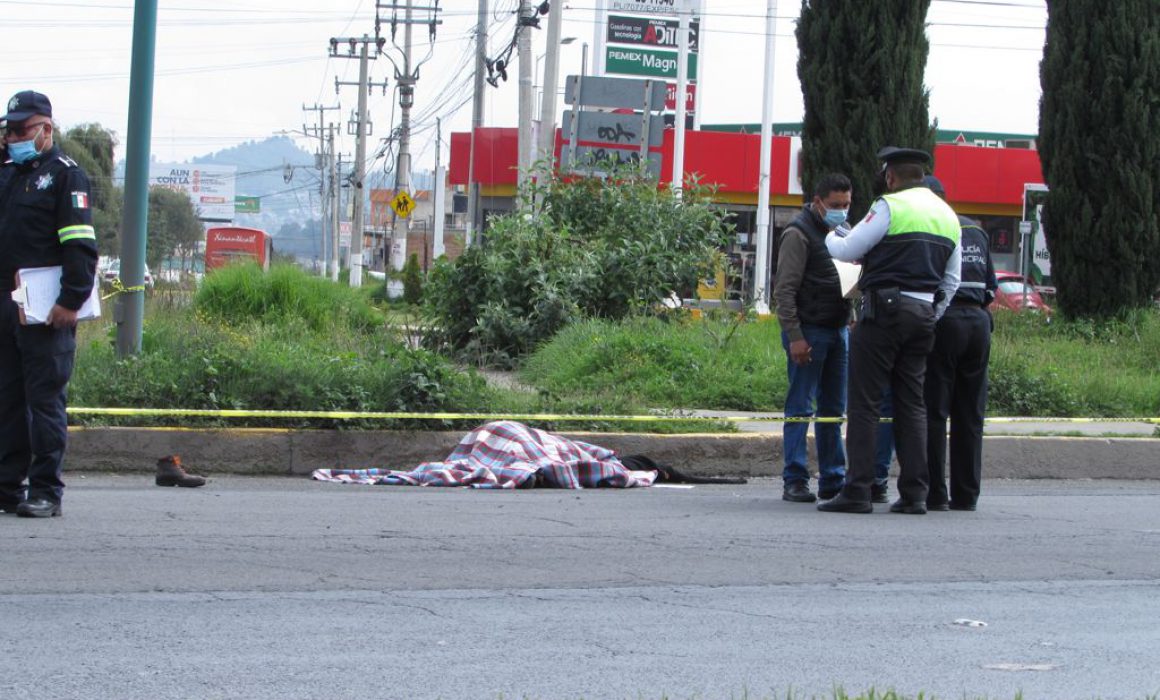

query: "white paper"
left=13, top=266, right=100, bottom=325
left=834, top=260, right=862, bottom=298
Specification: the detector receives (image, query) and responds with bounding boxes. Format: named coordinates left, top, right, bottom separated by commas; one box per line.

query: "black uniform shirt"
left=0, top=145, right=98, bottom=309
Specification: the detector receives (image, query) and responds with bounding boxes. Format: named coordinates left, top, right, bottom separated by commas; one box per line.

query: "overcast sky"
left=5, top=0, right=1047, bottom=176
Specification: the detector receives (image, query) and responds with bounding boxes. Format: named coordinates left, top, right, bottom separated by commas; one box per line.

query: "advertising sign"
left=605, top=46, right=697, bottom=79
left=1022, top=184, right=1051, bottom=284
left=608, top=0, right=702, bottom=17
left=607, top=15, right=699, bottom=51
left=664, top=82, right=697, bottom=111
left=150, top=164, right=237, bottom=222
left=234, top=195, right=260, bottom=214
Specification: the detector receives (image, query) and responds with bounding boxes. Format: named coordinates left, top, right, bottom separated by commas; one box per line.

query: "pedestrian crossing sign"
left=391, top=190, right=416, bottom=219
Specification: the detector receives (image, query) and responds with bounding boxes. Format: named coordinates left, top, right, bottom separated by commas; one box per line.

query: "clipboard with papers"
left=10, top=266, right=101, bottom=326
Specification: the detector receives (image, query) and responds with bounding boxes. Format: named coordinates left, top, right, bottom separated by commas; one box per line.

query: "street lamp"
left=535, top=37, right=576, bottom=118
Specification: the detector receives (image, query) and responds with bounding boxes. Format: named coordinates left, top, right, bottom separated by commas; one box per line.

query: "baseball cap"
left=3, top=91, right=53, bottom=122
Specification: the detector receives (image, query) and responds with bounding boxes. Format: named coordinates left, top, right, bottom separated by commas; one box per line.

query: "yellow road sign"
left=391, top=190, right=416, bottom=218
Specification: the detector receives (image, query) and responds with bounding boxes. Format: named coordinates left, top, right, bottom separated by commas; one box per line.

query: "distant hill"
left=119, top=136, right=436, bottom=262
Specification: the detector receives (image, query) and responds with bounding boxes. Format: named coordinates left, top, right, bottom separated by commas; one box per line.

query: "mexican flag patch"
left=71, top=191, right=89, bottom=209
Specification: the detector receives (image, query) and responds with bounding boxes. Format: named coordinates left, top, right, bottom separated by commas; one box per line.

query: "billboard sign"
left=150, top=164, right=237, bottom=222
left=607, top=15, right=699, bottom=51
left=605, top=46, right=697, bottom=80
left=608, top=0, right=702, bottom=17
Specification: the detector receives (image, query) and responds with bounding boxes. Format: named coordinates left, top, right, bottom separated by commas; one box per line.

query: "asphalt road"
left=2, top=475, right=1159, bottom=700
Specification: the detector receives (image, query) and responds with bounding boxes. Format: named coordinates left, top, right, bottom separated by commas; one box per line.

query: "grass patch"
left=70, top=267, right=730, bottom=432
left=521, top=309, right=1160, bottom=418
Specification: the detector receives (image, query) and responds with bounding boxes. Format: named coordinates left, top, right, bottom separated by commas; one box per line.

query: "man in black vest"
left=819, top=147, right=962, bottom=515
left=773, top=173, right=854, bottom=503
left=922, top=175, right=997, bottom=512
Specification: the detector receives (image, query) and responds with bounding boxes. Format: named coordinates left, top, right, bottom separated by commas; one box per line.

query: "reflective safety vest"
left=858, top=186, right=961, bottom=294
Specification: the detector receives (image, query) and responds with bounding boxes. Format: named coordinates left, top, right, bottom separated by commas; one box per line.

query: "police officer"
left=0, top=90, right=98, bottom=518
left=921, top=175, right=997, bottom=512
left=817, top=147, right=961, bottom=515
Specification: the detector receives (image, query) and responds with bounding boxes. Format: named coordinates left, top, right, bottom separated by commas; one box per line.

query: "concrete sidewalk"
left=67, top=426, right=1158, bottom=480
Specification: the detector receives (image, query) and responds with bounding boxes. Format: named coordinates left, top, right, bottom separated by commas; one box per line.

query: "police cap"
left=922, top=174, right=946, bottom=196
left=3, top=90, right=53, bottom=122
left=877, top=146, right=931, bottom=171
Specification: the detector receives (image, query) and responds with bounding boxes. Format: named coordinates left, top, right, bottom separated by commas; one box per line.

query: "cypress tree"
left=796, top=0, right=936, bottom=220
left=1038, top=1, right=1160, bottom=318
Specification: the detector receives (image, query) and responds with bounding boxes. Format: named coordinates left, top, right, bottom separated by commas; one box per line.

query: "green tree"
left=147, top=187, right=202, bottom=271
left=1038, top=1, right=1160, bottom=318
left=795, top=0, right=936, bottom=219
left=58, top=123, right=122, bottom=255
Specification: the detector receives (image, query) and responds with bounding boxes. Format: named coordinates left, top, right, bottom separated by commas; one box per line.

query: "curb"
left=66, top=427, right=1159, bottom=480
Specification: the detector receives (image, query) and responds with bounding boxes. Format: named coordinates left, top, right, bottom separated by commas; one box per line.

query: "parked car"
left=102, top=260, right=154, bottom=289
left=992, top=270, right=1051, bottom=314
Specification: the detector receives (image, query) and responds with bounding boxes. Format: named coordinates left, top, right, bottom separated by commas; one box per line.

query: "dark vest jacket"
left=954, top=216, right=994, bottom=305
left=777, top=206, right=850, bottom=328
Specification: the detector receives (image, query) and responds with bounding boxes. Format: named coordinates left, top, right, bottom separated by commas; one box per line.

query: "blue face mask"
left=7, top=135, right=42, bottom=164
left=823, top=207, right=849, bottom=228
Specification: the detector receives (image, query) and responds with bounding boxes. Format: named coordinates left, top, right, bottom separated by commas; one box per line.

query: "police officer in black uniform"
left=921, top=175, right=997, bottom=512
left=0, top=90, right=98, bottom=518
left=818, top=147, right=962, bottom=515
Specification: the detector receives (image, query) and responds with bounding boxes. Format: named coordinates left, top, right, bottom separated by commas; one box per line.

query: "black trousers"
left=925, top=305, right=991, bottom=507
left=0, top=297, right=76, bottom=504
left=843, top=296, right=936, bottom=503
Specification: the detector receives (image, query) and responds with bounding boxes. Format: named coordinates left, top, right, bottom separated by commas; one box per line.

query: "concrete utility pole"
left=671, top=0, right=691, bottom=196
left=375, top=0, right=443, bottom=295
left=433, top=116, right=446, bottom=260
left=302, top=102, right=339, bottom=276
left=466, top=0, right=487, bottom=246
left=536, top=0, right=564, bottom=171
left=753, top=0, right=779, bottom=314
left=327, top=124, right=341, bottom=281
left=387, top=1, right=415, bottom=298
left=517, top=0, right=534, bottom=185
left=330, top=35, right=388, bottom=288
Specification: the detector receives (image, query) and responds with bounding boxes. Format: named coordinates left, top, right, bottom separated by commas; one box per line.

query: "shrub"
left=423, top=163, right=734, bottom=367
left=402, top=253, right=423, bottom=305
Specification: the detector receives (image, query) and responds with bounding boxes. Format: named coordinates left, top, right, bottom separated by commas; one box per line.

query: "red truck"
left=204, top=226, right=272, bottom=272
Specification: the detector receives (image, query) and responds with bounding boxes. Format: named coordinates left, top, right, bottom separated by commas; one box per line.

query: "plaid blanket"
left=311, top=421, right=658, bottom=490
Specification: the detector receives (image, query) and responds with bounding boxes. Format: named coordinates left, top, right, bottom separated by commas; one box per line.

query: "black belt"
left=950, top=299, right=985, bottom=308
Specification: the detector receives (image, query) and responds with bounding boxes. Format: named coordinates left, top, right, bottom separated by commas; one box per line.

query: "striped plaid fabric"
left=311, top=420, right=658, bottom=490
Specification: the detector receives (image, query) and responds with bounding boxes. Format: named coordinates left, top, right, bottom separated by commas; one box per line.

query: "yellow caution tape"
left=100, top=278, right=147, bottom=300
left=65, top=407, right=1160, bottom=425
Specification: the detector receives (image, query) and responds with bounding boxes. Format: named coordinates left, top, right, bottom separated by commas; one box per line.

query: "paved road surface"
left=3, top=475, right=1158, bottom=699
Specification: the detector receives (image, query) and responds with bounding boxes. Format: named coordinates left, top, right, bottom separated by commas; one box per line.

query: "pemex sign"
left=605, top=46, right=697, bottom=80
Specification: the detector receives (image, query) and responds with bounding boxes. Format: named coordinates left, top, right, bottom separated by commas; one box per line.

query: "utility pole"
left=433, top=116, right=446, bottom=260
left=753, top=0, right=779, bottom=314
left=376, top=0, right=442, bottom=296
left=330, top=35, right=388, bottom=288
left=467, top=0, right=487, bottom=246
left=537, top=0, right=564, bottom=171
left=302, top=102, right=339, bottom=277
left=327, top=124, right=341, bottom=281
left=517, top=0, right=534, bottom=185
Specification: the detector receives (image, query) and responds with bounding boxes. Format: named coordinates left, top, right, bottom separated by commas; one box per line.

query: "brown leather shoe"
left=156, top=455, right=207, bottom=488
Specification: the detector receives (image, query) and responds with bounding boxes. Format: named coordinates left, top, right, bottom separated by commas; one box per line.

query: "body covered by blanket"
left=311, top=421, right=658, bottom=489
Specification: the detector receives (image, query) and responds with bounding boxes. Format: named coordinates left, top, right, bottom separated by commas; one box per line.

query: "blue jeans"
left=875, top=388, right=894, bottom=486
left=781, top=324, right=848, bottom=492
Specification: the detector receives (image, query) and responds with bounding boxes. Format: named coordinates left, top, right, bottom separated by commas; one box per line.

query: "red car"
left=992, top=270, right=1052, bottom=314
